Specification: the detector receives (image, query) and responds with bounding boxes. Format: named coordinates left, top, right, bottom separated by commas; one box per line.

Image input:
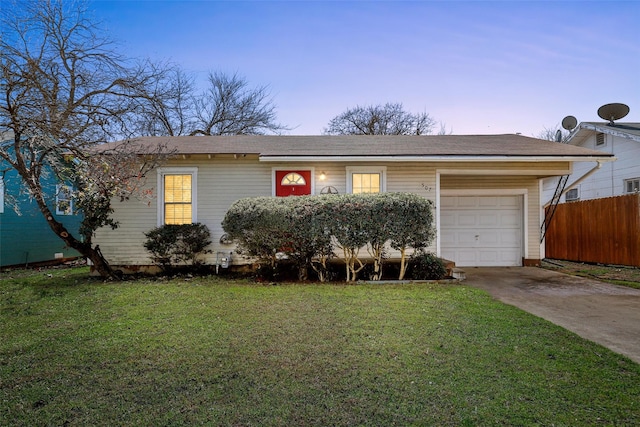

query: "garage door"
left=441, top=196, right=522, bottom=267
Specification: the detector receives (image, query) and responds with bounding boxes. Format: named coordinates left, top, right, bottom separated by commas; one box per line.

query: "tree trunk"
left=86, top=245, right=120, bottom=279
left=368, top=243, right=384, bottom=281
left=311, top=256, right=328, bottom=282
left=30, top=184, right=121, bottom=280
left=343, top=247, right=364, bottom=282
left=398, top=248, right=407, bottom=280
left=297, top=264, right=308, bottom=282
left=46, top=217, right=120, bottom=279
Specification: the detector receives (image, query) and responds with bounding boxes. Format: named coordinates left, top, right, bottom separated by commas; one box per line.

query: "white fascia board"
left=441, top=188, right=528, bottom=196
left=577, top=123, right=640, bottom=143
left=259, top=155, right=615, bottom=163
left=437, top=168, right=571, bottom=176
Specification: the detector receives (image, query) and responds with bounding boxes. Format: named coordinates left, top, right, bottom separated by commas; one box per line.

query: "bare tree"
left=132, top=65, right=196, bottom=137
left=324, top=103, right=437, bottom=135
left=191, top=71, right=287, bottom=135
left=132, top=70, right=288, bottom=137
left=0, top=0, right=171, bottom=278
left=537, top=125, right=570, bottom=142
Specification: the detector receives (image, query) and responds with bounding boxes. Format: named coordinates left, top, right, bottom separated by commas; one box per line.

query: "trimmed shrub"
left=222, top=192, right=436, bottom=282
left=222, top=196, right=334, bottom=281
left=324, top=194, right=371, bottom=281
left=386, top=193, right=435, bottom=279
left=144, top=223, right=212, bottom=273
left=220, top=197, right=289, bottom=268
left=409, top=251, right=447, bottom=280
left=287, top=197, right=334, bottom=281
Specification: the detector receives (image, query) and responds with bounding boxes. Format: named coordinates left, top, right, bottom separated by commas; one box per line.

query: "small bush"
left=144, top=223, right=212, bottom=273
left=409, top=251, right=448, bottom=280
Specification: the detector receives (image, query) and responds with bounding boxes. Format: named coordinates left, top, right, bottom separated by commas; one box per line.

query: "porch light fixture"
left=319, top=171, right=326, bottom=181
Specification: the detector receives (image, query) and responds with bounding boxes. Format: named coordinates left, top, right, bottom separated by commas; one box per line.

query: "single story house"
left=93, top=134, right=614, bottom=271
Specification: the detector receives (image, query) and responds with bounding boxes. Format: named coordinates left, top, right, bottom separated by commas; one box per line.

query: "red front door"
left=275, top=170, right=312, bottom=197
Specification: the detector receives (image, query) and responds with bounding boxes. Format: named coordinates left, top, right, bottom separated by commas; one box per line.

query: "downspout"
left=543, top=161, right=603, bottom=208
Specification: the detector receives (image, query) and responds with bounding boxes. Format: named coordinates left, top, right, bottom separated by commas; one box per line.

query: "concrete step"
left=452, top=268, right=466, bottom=281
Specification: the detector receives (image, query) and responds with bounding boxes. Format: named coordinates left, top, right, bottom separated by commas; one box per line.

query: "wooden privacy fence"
left=545, top=194, right=640, bottom=267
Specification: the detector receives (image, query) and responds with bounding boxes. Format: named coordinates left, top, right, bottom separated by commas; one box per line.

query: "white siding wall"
left=96, top=158, right=546, bottom=266
left=542, top=133, right=639, bottom=203
left=95, top=157, right=273, bottom=265
left=314, top=164, right=348, bottom=194
left=387, top=164, right=437, bottom=196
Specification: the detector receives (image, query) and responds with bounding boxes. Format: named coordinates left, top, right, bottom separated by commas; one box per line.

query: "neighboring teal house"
left=0, top=138, right=82, bottom=267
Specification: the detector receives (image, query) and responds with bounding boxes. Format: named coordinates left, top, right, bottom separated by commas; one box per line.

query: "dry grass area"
left=542, top=259, right=640, bottom=288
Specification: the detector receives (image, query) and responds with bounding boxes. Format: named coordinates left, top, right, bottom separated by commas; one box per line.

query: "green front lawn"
left=1, top=267, right=638, bottom=426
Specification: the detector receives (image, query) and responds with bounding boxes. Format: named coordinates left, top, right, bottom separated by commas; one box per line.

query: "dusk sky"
left=90, top=0, right=639, bottom=136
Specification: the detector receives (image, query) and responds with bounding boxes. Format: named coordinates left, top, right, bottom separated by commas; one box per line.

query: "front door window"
left=275, top=170, right=312, bottom=197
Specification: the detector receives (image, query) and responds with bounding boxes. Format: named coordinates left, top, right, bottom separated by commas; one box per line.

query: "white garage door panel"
left=478, top=197, right=499, bottom=207
left=441, top=195, right=523, bottom=267
left=440, top=215, right=456, bottom=227
left=440, top=197, right=457, bottom=208
left=501, top=230, right=521, bottom=246
left=479, top=214, right=499, bottom=227
left=456, top=250, right=482, bottom=264
left=458, top=214, right=478, bottom=226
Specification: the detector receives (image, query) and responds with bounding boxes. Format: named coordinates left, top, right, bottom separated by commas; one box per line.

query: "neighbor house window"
left=346, top=166, right=386, bottom=194
left=56, top=184, right=73, bottom=215
left=158, top=167, right=197, bottom=225
left=565, top=188, right=579, bottom=201
left=625, top=178, right=640, bottom=194
left=596, top=133, right=605, bottom=146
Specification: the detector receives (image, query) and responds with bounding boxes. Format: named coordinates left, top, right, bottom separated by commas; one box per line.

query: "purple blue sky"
left=90, top=1, right=639, bottom=136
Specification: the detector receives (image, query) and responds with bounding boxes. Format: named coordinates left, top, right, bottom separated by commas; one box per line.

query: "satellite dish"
left=554, top=129, right=563, bottom=142
left=561, top=115, right=578, bottom=131
left=597, top=103, right=629, bottom=124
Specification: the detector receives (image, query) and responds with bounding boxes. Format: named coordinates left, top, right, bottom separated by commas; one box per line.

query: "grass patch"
left=573, top=272, right=640, bottom=289
left=569, top=271, right=640, bottom=290
left=606, top=279, right=640, bottom=289
left=2, top=267, right=639, bottom=425
left=543, top=259, right=640, bottom=289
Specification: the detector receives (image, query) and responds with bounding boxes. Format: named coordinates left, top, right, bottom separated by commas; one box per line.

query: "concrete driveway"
left=464, top=267, right=640, bottom=364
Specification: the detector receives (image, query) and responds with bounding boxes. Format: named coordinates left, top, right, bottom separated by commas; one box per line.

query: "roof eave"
left=570, top=123, right=640, bottom=144
left=259, top=155, right=616, bottom=163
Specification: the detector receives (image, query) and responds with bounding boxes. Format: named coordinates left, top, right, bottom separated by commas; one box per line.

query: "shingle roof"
left=97, top=134, right=613, bottom=159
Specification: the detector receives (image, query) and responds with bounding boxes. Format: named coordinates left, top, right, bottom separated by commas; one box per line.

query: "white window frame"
left=157, top=167, right=198, bottom=226
left=565, top=188, right=579, bottom=201
left=55, top=184, right=74, bottom=215
left=0, top=176, right=4, bottom=214
left=346, top=166, right=387, bottom=194
left=624, top=178, right=640, bottom=194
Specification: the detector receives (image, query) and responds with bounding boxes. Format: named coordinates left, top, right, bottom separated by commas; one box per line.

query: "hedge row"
left=222, top=192, right=436, bottom=281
